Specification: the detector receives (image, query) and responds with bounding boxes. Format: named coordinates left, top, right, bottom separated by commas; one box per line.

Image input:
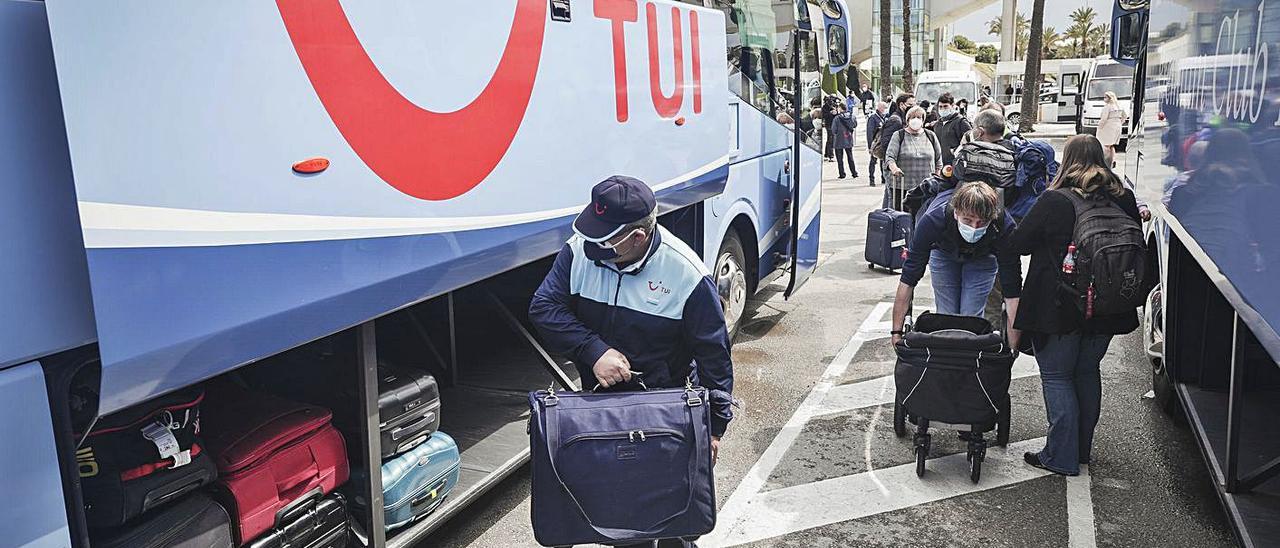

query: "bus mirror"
left=826, top=25, right=849, bottom=71
left=1111, top=11, right=1146, bottom=64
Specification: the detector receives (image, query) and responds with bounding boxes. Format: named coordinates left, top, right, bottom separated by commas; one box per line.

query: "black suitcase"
left=370, top=364, right=441, bottom=459
left=247, top=493, right=350, bottom=548
left=92, top=492, right=233, bottom=548
left=79, top=387, right=217, bottom=528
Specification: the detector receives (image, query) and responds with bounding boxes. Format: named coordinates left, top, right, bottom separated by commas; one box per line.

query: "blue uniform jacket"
left=529, top=226, right=735, bottom=436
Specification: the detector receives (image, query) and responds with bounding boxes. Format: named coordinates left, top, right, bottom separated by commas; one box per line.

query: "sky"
left=951, top=0, right=1115, bottom=44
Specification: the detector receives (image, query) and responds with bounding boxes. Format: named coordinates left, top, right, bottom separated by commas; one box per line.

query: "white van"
left=1078, top=57, right=1135, bottom=146
left=914, top=70, right=982, bottom=116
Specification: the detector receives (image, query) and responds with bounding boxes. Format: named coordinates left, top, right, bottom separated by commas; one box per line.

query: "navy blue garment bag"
left=528, top=384, right=716, bottom=547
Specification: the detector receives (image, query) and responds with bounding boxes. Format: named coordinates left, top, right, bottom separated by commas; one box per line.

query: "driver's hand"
left=592, top=349, right=632, bottom=389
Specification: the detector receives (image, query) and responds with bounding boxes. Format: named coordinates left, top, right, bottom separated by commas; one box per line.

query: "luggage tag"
left=141, top=420, right=191, bottom=469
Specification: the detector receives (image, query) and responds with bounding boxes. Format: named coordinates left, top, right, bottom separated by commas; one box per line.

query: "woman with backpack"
left=886, top=106, right=942, bottom=209
left=1008, top=134, right=1145, bottom=476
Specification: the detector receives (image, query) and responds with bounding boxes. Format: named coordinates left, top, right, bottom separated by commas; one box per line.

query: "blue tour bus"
left=1113, top=0, right=1280, bottom=543
left=0, top=1, right=853, bottom=546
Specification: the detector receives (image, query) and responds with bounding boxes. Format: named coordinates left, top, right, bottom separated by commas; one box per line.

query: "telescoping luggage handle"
left=538, top=383, right=709, bottom=541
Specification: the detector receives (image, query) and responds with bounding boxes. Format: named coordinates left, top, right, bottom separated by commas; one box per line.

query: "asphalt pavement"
left=421, top=134, right=1234, bottom=548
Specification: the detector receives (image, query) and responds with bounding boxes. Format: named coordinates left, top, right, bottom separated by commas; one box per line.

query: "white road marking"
left=709, top=302, right=891, bottom=544
left=1067, top=465, right=1098, bottom=548
left=862, top=376, right=893, bottom=496
left=706, top=438, right=1053, bottom=546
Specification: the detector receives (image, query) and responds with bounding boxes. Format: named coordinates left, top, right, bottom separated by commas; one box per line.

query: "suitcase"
left=202, top=387, right=350, bottom=545
left=528, top=387, right=716, bottom=547
left=342, top=364, right=440, bottom=460
left=92, top=491, right=234, bottom=548
left=351, top=431, right=461, bottom=531
left=247, top=493, right=350, bottom=548
left=866, top=173, right=913, bottom=272
left=79, top=386, right=217, bottom=528
left=865, top=207, right=912, bottom=271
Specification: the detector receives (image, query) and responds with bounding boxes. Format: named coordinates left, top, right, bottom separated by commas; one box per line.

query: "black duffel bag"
left=894, top=312, right=1014, bottom=426
left=79, top=386, right=217, bottom=528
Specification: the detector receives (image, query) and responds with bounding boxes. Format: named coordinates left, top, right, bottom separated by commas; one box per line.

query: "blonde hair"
left=906, top=106, right=926, bottom=120
left=949, top=182, right=1003, bottom=222
left=1104, top=91, right=1118, bottom=104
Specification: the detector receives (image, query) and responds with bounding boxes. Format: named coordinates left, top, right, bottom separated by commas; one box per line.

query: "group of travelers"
left=867, top=90, right=1146, bottom=477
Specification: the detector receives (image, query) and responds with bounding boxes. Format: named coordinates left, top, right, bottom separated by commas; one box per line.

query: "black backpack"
left=871, top=115, right=902, bottom=160
left=955, top=140, right=1017, bottom=188
left=1059, top=189, right=1147, bottom=318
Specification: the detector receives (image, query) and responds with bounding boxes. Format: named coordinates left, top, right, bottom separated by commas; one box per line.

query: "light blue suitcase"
left=353, top=431, right=461, bottom=531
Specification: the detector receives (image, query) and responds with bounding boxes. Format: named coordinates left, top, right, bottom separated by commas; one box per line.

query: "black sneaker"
left=1024, top=452, right=1076, bottom=476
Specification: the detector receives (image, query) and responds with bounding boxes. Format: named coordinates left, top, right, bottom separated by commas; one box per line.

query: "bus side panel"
left=0, top=362, right=72, bottom=548
left=0, top=0, right=96, bottom=370
left=43, top=2, right=731, bottom=413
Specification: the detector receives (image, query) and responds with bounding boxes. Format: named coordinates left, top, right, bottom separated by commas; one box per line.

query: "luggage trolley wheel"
left=912, top=418, right=930, bottom=478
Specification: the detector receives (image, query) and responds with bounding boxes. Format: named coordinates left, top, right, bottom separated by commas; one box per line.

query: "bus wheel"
left=716, top=231, right=749, bottom=340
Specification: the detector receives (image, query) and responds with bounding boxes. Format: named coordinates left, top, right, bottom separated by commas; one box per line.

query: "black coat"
left=933, top=112, right=972, bottom=166
left=1006, top=188, right=1142, bottom=335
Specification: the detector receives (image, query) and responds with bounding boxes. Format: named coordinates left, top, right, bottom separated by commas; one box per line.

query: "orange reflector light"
left=292, top=157, right=330, bottom=174
left=674, top=117, right=686, bottom=126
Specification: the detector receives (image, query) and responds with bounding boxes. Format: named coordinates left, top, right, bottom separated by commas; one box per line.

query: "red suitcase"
left=202, top=387, right=349, bottom=545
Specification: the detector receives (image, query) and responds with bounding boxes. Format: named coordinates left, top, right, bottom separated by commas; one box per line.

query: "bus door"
left=785, top=0, right=850, bottom=298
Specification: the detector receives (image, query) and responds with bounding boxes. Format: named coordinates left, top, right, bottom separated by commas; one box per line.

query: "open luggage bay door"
left=785, top=0, right=850, bottom=298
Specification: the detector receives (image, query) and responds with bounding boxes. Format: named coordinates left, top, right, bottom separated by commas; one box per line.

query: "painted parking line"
left=706, top=438, right=1053, bottom=547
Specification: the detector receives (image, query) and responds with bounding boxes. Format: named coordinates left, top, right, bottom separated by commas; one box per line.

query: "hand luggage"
left=247, top=493, right=350, bottom=548
left=351, top=431, right=461, bottom=531
left=91, top=491, right=234, bottom=548
left=363, top=364, right=441, bottom=460
left=865, top=173, right=912, bottom=272
left=528, top=385, right=715, bottom=547
left=79, top=386, right=217, bottom=528
left=202, top=387, right=350, bottom=545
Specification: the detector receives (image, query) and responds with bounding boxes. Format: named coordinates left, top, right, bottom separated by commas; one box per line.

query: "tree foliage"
left=951, top=34, right=978, bottom=54
left=976, top=44, right=999, bottom=64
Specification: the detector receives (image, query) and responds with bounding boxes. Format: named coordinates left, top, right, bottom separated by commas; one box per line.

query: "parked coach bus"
left=1112, top=0, right=1280, bottom=544
left=0, top=1, right=852, bottom=546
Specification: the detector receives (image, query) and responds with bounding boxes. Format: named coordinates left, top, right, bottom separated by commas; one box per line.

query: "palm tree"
left=879, top=0, right=892, bottom=98
left=1041, top=26, right=1062, bottom=59
left=986, top=16, right=1002, bottom=37
left=1089, top=23, right=1110, bottom=56
left=1068, top=7, right=1097, bottom=57
left=1015, top=13, right=1031, bottom=60
left=902, top=0, right=914, bottom=90
left=1018, top=0, right=1047, bottom=132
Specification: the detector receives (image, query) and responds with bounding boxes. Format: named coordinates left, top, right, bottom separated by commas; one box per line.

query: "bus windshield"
left=915, top=82, right=977, bottom=105
left=1087, top=78, right=1132, bottom=100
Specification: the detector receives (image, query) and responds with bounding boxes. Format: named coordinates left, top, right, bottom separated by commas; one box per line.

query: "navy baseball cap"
left=573, top=175, right=656, bottom=253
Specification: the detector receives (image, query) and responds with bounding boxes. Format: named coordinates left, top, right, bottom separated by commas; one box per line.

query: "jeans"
left=868, top=155, right=879, bottom=184
left=1032, top=332, right=1113, bottom=475
left=824, top=127, right=835, bottom=158
left=928, top=249, right=998, bottom=316
left=835, top=147, right=856, bottom=177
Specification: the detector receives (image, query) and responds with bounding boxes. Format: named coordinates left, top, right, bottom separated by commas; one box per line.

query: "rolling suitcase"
left=92, top=492, right=234, bottom=548
left=202, top=387, right=350, bottom=545
left=247, top=493, right=350, bottom=548
left=79, top=386, right=217, bottom=528
left=866, top=174, right=912, bottom=272
left=528, top=386, right=716, bottom=547
left=351, top=431, right=461, bottom=531
left=342, top=364, right=440, bottom=460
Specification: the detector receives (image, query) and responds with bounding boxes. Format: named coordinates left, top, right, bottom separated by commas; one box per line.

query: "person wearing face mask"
left=891, top=182, right=1023, bottom=349
left=885, top=106, right=942, bottom=209
left=529, top=176, right=736, bottom=489
left=932, top=93, right=972, bottom=166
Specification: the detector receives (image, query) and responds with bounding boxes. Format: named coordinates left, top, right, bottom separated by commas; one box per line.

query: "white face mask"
left=955, top=217, right=988, bottom=243
left=938, top=107, right=954, bottom=118
left=908, top=118, right=924, bottom=131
